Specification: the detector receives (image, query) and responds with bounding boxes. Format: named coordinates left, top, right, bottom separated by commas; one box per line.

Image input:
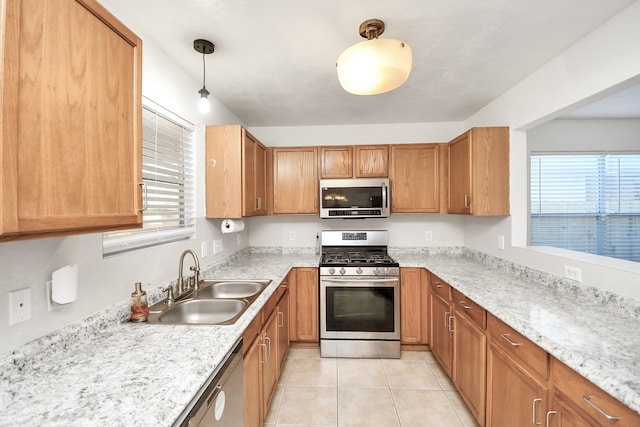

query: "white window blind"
left=530, top=153, right=640, bottom=262
left=103, top=98, right=196, bottom=256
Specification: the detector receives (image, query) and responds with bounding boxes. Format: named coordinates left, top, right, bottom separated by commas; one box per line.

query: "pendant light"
left=194, top=39, right=215, bottom=114
left=336, top=19, right=412, bottom=95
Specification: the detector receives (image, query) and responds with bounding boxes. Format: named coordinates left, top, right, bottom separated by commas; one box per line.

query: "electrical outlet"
left=213, top=239, right=223, bottom=254
left=289, top=231, right=296, bottom=241
left=498, top=235, right=505, bottom=250
left=9, top=288, right=31, bottom=325
left=564, top=266, right=582, bottom=282
left=201, top=241, right=208, bottom=258
left=425, top=231, right=433, bottom=242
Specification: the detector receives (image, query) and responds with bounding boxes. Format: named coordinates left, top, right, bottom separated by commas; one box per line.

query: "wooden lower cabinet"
left=290, top=267, right=319, bottom=342
left=548, top=357, right=640, bottom=427
left=400, top=268, right=429, bottom=344
left=452, top=306, right=486, bottom=426
left=243, top=279, right=291, bottom=427
left=276, top=287, right=290, bottom=375
left=486, top=343, right=548, bottom=426
left=430, top=288, right=453, bottom=377
left=243, top=330, right=263, bottom=427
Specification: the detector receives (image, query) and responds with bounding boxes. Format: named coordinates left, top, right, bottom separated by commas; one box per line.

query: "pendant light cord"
left=202, top=53, right=206, bottom=88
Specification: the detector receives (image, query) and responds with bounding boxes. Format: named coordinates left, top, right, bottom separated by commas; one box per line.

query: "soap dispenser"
left=130, top=282, right=149, bottom=322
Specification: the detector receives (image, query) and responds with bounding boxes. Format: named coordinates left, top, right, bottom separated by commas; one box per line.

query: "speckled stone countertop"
left=390, top=247, right=640, bottom=415
left=0, top=251, right=320, bottom=427
left=1, top=247, right=639, bottom=427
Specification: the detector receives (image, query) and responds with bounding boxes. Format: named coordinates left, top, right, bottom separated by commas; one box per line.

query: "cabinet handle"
left=448, top=315, right=455, bottom=332
left=265, top=336, right=271, bottom=359
left=500, top=333, right=522, bottom=347
left=210, top=158, right=217, bottom=167
left=444, top=311, right=450, bottom=327
left=532, top=398, right=542, bottom=425
left=139, top=182, right=148, bottom=211
left=256, top=197, right=262, bottom=210
left=260, top=343, right=267, bottom=364
left=434, top=281, right=442, bottom=288
left=582, top=396, right=620, bottom=421
left=545, top=410, right=556, bottom=427
left=459, top=301, right=473, bottom=309
left=278, top=311, right=284, bottom=327
left=464, top=194, right=471, bottom=209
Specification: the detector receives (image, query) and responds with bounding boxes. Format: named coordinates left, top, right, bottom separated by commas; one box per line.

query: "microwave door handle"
left=382, top=182, right=388, bottom=208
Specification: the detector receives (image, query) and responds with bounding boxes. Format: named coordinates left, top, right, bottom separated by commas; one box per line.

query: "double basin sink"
left=147, top=280, right=270, bottom=325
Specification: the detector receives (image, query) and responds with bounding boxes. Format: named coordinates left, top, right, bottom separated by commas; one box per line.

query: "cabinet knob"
left=210, top=158, right=217, bottom=167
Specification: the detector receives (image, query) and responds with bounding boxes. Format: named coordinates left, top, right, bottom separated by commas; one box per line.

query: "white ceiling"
left=100, top=0, right=637, bottom=126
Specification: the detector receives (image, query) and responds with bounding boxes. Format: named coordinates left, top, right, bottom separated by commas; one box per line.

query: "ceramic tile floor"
left=263, top=347, right=480, bottom=427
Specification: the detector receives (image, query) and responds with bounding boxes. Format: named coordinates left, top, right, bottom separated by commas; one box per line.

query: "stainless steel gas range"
left=319, top=230, right=400, bottom=359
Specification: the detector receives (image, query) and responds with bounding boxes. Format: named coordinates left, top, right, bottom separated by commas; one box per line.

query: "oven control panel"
left=320, top=266, right=399, bottom=277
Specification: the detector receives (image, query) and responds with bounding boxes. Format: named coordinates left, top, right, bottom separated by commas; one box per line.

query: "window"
left=103, top=98, right=196, bottom=256
left=530, top=153, right=640, bottom=262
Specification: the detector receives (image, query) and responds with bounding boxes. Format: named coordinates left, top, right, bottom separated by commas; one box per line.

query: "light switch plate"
left=9, top=288, right=31, bottom=325
left=213, top=239, right=223, bottom=254
left=201, top=241, right=208, bottom=258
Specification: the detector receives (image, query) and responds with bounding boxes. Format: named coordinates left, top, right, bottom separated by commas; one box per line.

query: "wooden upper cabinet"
left=319, top=146, right=353, bottom=179
left=272, top=147, right=318, bottom=214
left=390, top=144, right=441, bottom=213
left=448, top=127, right=510, bottom=216
left=354, top=145, right=388, bottom=177
left=319, top=145, right=388, bottom=178
left=205, top=125, right=268, bottom=218
left=1, top=0, right=143, bottom=241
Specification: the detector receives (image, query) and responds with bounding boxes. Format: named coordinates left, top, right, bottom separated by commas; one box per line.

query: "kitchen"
left=1, top=0, right=640, bottom=426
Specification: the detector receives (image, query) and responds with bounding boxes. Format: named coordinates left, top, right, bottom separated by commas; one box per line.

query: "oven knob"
left=329, top=267, right=335, bottom=275
left=356, top=267, right=363, bottom=275
left=385, top=268, right=391, bottom=275
left=373, top=267, right=380, bottom=275
left=339, top=268, right=346, bottom=275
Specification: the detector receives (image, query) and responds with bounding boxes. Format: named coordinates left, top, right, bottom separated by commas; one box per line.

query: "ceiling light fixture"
left=336, top=19, right=412, bottom=96
left=194, top=39, right=215, bottom=114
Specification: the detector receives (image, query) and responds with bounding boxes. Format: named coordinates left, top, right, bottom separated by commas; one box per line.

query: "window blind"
left=530, top=153, right=640, bottom=262
left=103, top=98, right=196, bottom=256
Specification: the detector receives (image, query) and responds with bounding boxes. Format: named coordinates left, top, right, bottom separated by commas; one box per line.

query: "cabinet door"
left=355, top=145, right=388, bottom=177
left=453, top=310, right=487, bottom=426
left=390, top=144, right=440, bottom=213
left=242, top=130, right=267, bottom=216
left=486, top=344, right=547, bottom=427
left=262, top=311, right=279, bottom=416
left=448, top=133, right=472, bottom=214
left=272, top=148, right=318, bottom=214
left=276, top=288, right=290, bottom=375
left=293, top=267, right=319, bottom=342
left=400, top=268, right=428, bottom=344
left=430, top=291, right=453, bottom=377
left=320, top=146, right=353, bottom=178
left=243, top=335, right=263, bottom=427
left=1, top=0, right=142, bottom=240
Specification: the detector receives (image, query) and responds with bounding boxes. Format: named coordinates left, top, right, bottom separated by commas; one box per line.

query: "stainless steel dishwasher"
left=177, top=338, right=243, bottom=427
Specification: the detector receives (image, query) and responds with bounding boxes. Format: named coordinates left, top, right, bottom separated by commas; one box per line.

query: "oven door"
left=320, top=277, right=400, bottom=340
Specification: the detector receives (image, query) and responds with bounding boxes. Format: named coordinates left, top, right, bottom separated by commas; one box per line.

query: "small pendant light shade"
left=336, top=19, right=412, bottom=95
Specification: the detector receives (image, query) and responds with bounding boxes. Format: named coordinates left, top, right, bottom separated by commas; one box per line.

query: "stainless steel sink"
left=153, top=299, right=247, bottom=325
left=197, top=280, right=268, bottom=299
left=146, top=279, right=271, bottom=325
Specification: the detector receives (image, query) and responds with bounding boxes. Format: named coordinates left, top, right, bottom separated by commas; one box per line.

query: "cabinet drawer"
left=551, top=357, right=640, bottom=427
left=430, top=273, right=451, bottom=301
left=242, top=314, right=263, bottom=355
left=452, top=289, right=486, bottom=330
left=488, top=314, right=548, bottom=380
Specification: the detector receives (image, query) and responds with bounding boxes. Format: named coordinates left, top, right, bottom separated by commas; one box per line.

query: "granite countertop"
left=1, top=248, right=639, bottom=426
left=391, top=249, right=640, bottom=414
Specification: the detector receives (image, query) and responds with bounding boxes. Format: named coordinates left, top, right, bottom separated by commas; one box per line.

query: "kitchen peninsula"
left=1, top=248, right=638, bottom=426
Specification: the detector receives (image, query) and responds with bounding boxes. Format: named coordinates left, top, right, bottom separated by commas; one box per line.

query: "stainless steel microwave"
left=319, top=178, right=390, bottom=219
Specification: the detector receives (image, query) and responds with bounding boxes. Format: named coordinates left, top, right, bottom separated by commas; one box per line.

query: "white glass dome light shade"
left=198, top=87, right=211, bottom=114
left=337, top=38, right=412, bottom=95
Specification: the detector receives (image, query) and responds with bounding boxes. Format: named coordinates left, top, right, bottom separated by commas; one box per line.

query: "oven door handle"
left=321, top=278, right=399, bottom=283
